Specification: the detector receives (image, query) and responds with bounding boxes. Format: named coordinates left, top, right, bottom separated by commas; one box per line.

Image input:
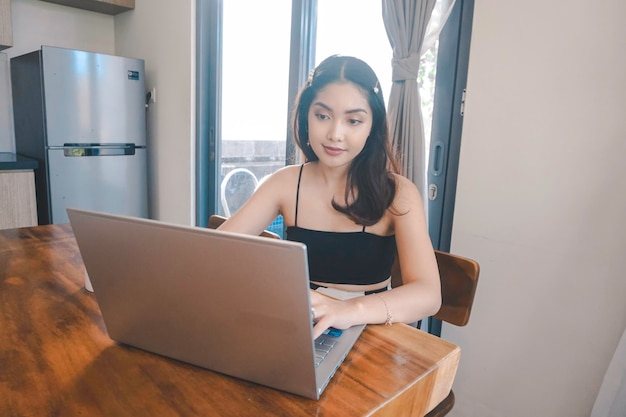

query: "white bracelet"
left=377, top=294, right=393, bottom=326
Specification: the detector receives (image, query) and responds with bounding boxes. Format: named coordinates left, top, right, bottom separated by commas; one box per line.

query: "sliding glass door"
left=197, top=0, right=473, bottom=251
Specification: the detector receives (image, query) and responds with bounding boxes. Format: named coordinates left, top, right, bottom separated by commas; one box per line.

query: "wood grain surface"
left=0, top=171, right=38, bottom=229
left=0, top=224, right=459, bottom=416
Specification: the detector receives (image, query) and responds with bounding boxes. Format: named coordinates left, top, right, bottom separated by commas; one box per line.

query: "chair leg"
left=424, top=390, right=455, bottom=417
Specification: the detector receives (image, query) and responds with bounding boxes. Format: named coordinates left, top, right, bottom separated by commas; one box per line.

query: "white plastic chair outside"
left=220, top=168, right=258, bottom=217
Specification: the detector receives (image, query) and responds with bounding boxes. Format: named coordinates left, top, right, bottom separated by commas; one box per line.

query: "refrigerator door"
left=41, top=46, right=146, bottom=147
left=47, top=146, right=148, bottom=224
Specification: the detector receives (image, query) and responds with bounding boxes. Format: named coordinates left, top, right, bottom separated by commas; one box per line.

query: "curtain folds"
left=382, top=0, right=454, bottom=208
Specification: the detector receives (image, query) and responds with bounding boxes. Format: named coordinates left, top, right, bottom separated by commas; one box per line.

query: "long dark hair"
left=292, top=55, right=399, bottom=226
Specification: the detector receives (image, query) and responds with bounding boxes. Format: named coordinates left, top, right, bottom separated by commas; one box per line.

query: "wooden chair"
left=208, top=214, right=479, bottom=416
left=207, top=214, right=280, bottom=239
left=391, top=250, right=480, bottom=416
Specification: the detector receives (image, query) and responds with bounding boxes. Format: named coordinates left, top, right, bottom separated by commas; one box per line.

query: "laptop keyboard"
left=314, top=335, right=337, bottom=367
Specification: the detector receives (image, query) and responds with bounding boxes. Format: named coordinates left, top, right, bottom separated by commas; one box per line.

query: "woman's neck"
left=310, top=161, right=349, bottom=186
left=308, top=161, right=354, bottom=204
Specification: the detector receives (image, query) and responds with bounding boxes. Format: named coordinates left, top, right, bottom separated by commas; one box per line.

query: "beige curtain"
left=382, top=0, right=455, bottom=208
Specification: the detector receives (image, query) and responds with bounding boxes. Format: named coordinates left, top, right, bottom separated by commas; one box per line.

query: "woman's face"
left=307, top=82, right=373, bottom=169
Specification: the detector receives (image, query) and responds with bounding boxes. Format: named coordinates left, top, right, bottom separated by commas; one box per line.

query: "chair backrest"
left=391, top=250, right=479, bottom=327
left=220, top=168, right=258, bottom=217
left=208, top=215, right=280, bottom=240
left=209, top=214, right=479, bottom=327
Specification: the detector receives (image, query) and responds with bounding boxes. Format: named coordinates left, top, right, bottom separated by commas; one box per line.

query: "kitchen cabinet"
left=40, top=0, right=134, bottom=15
left=0, top=154, right=38, bottom=230
left=0, top=170, right=38, bottom=229
left=0, top=0, right=12, bottom=51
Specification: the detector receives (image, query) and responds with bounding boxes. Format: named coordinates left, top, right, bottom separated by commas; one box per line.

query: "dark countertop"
left=0, top=153, right=39, bottom=170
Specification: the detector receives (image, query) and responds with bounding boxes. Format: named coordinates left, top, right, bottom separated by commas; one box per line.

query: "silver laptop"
left=67, top=208, right=365, bottom=400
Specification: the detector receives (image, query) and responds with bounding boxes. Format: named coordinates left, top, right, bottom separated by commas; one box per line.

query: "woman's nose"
left=327, top=121, right=344, bottom=141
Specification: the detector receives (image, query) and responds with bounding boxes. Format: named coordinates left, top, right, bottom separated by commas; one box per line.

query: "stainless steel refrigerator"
left=11, top=46, right=148, bottom=224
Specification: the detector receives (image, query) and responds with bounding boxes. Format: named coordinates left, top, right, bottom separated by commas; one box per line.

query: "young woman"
left=219, top=55, right=441, bottom=338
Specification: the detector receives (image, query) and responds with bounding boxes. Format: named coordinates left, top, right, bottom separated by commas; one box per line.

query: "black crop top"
left=285, top=165, right=396, bottom=286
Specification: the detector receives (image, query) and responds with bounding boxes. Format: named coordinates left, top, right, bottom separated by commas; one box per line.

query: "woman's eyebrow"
left=312, top=102, right=333, bottom=112
left=312, top=101, right=368, bottom=114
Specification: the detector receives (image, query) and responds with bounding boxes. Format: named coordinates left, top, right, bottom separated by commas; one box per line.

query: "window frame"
left=427, top=0, right=475, bottom=336
left=196, top=0, right=475, bottom=334
left=196, top=0, right=222, bottom=226
left=196, top=0, right=316, bottom=225
left=428, top=0, right=474, bottom=252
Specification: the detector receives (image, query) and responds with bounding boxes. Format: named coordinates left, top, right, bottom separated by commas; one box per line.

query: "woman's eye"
left=315, top=113, right=330, bottom=120
left=349, top=119, right=363, bottom=125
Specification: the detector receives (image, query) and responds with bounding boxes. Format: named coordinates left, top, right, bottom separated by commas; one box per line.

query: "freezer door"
left=41, top=46, right=146, bottom=147
left=47, top=147, right=148, bottom=224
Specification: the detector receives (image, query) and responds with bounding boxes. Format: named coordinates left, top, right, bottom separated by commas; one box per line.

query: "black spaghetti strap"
left=294, top=164, right=305, bottom=226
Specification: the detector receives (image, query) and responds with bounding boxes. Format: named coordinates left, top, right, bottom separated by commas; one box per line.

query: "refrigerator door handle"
left=61, top=143, right=136, bottom=157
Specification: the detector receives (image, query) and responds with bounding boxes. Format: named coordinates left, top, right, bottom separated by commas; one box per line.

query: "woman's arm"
left=217, top=166, right=297, bottom=235
left=382, top=174, right=442, bottom=320
left=310, top=175, right=441, bottom=338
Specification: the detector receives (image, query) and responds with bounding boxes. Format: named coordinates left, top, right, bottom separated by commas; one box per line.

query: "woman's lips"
left=322, top=145, right=345, bottom=156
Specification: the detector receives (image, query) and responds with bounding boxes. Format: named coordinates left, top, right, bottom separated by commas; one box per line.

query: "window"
left=197, top=0, right=474, bottom=336
left=218, top=1, right=292, bottom=235
left=197, top=0, right=473, bottom=250
left=315, top=0, right=441, bottom=163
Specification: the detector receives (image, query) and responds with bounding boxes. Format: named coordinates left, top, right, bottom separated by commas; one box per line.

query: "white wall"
left=446, top=1, right=626, bottom=416
left=0, top=0, right=114, bottom=153
left=4, top=0, right=195, bottom=225
left=115, top=0, right=195, bottom=225
left=8, top=0, right=114, bottom=58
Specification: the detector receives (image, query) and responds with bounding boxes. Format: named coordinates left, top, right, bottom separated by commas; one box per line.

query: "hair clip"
left=373, top=82, right=380, bottom=94
left=307, top=69, right=315, bottom=85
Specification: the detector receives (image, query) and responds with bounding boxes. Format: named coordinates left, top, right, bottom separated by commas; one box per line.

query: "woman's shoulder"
left=258, top=164, right=303, bottom=189
left=278, top=164, right=305, bottom=176
left=390, top=173, right=423, bottom=212
left=270, top=164, right=303, bottom=180
left=391, top=173, right=420, bottom=194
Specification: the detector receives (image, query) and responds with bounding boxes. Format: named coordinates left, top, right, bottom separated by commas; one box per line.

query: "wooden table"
left=0, top=224, right=460, bottom=416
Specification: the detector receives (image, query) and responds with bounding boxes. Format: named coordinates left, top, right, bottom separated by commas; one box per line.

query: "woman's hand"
left=310, top=290, right=360, bottom=339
